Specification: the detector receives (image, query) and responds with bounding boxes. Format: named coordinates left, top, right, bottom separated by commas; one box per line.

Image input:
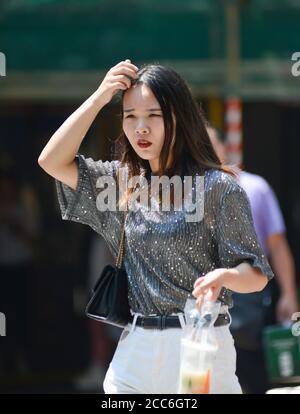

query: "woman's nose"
left=135, top=122, right=149, bottom=135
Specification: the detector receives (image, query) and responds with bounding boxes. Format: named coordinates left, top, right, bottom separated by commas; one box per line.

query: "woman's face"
left=122, top=83, right=175, bottom=172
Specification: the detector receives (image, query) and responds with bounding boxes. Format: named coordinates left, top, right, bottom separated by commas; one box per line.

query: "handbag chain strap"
left=116, top=210, right=128, bottom=269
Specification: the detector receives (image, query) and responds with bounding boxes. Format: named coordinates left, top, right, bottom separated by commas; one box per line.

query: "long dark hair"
left=113, top=64, right=236, bottom=206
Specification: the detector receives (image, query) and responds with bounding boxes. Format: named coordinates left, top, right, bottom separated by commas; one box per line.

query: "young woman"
left=38, top=59, right=274, bottom=394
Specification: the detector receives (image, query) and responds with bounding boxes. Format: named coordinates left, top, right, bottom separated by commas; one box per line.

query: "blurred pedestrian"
left=208, top=125, right=298, bottom=393
left=0, top=172, right=40, bottom=375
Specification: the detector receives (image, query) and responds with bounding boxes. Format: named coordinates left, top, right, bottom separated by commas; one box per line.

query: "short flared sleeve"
left=214, top=177, right=274, bottom=281
left=55, top=153, right=120, bottom=234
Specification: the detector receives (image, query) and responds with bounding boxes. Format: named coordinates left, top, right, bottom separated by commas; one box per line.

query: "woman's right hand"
left=96, top=59, right=139, bottom=106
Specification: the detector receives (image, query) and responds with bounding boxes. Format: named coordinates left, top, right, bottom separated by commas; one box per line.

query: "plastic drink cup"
left=178, top=338, right=217, bottom=394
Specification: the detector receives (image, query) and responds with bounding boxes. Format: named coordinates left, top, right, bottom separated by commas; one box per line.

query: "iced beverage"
left=178, top=369, right=210, bottom=394
left=178, top=338, right=216, bottom=394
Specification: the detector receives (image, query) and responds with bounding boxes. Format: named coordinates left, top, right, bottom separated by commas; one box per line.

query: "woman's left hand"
left=192, top=268, right=229, bottom=310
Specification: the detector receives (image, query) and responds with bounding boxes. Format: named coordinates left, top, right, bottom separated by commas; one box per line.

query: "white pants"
left=103, top=310, right=242, bottom=394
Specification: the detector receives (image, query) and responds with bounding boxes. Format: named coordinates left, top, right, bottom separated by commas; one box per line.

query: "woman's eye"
left=124, top=114, right=161, bottom=119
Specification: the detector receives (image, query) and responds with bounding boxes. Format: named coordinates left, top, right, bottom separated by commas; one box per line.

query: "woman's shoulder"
left=204, top=167, right=245, bottom=200
left=201, top=168, right=250, bottom=219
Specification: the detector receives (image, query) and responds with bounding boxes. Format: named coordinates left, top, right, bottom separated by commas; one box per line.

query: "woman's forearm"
left=223, top=262, right=268, bottom=293
left=38, top=90, right=107, bottom=170
left=192, top=262, right=269, bottom=306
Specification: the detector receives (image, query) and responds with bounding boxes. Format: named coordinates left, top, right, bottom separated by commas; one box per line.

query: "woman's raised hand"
left=96, top=59, right=139, bottom=106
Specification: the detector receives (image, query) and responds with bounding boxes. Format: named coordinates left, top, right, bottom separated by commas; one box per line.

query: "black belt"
left=129, top=313, right=230, bottom=330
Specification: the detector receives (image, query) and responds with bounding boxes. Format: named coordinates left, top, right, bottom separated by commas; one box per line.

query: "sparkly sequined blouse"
left=55, top=154, right=274, bottom=316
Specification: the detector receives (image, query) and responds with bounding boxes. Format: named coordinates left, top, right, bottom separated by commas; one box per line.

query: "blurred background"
left=0, top=0, right=299, bottom=394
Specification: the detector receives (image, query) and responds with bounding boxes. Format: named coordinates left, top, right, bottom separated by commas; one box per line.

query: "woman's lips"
left=137, top=141, right=152, bottom=149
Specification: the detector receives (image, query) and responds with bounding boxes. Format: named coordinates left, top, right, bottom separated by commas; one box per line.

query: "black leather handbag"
left=85, top=211, right=132, bottom=328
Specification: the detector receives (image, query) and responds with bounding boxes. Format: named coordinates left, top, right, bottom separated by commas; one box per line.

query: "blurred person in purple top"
left=238, top=172, right=285, bottom=254
left=208, top=125, right=298, bottom=394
